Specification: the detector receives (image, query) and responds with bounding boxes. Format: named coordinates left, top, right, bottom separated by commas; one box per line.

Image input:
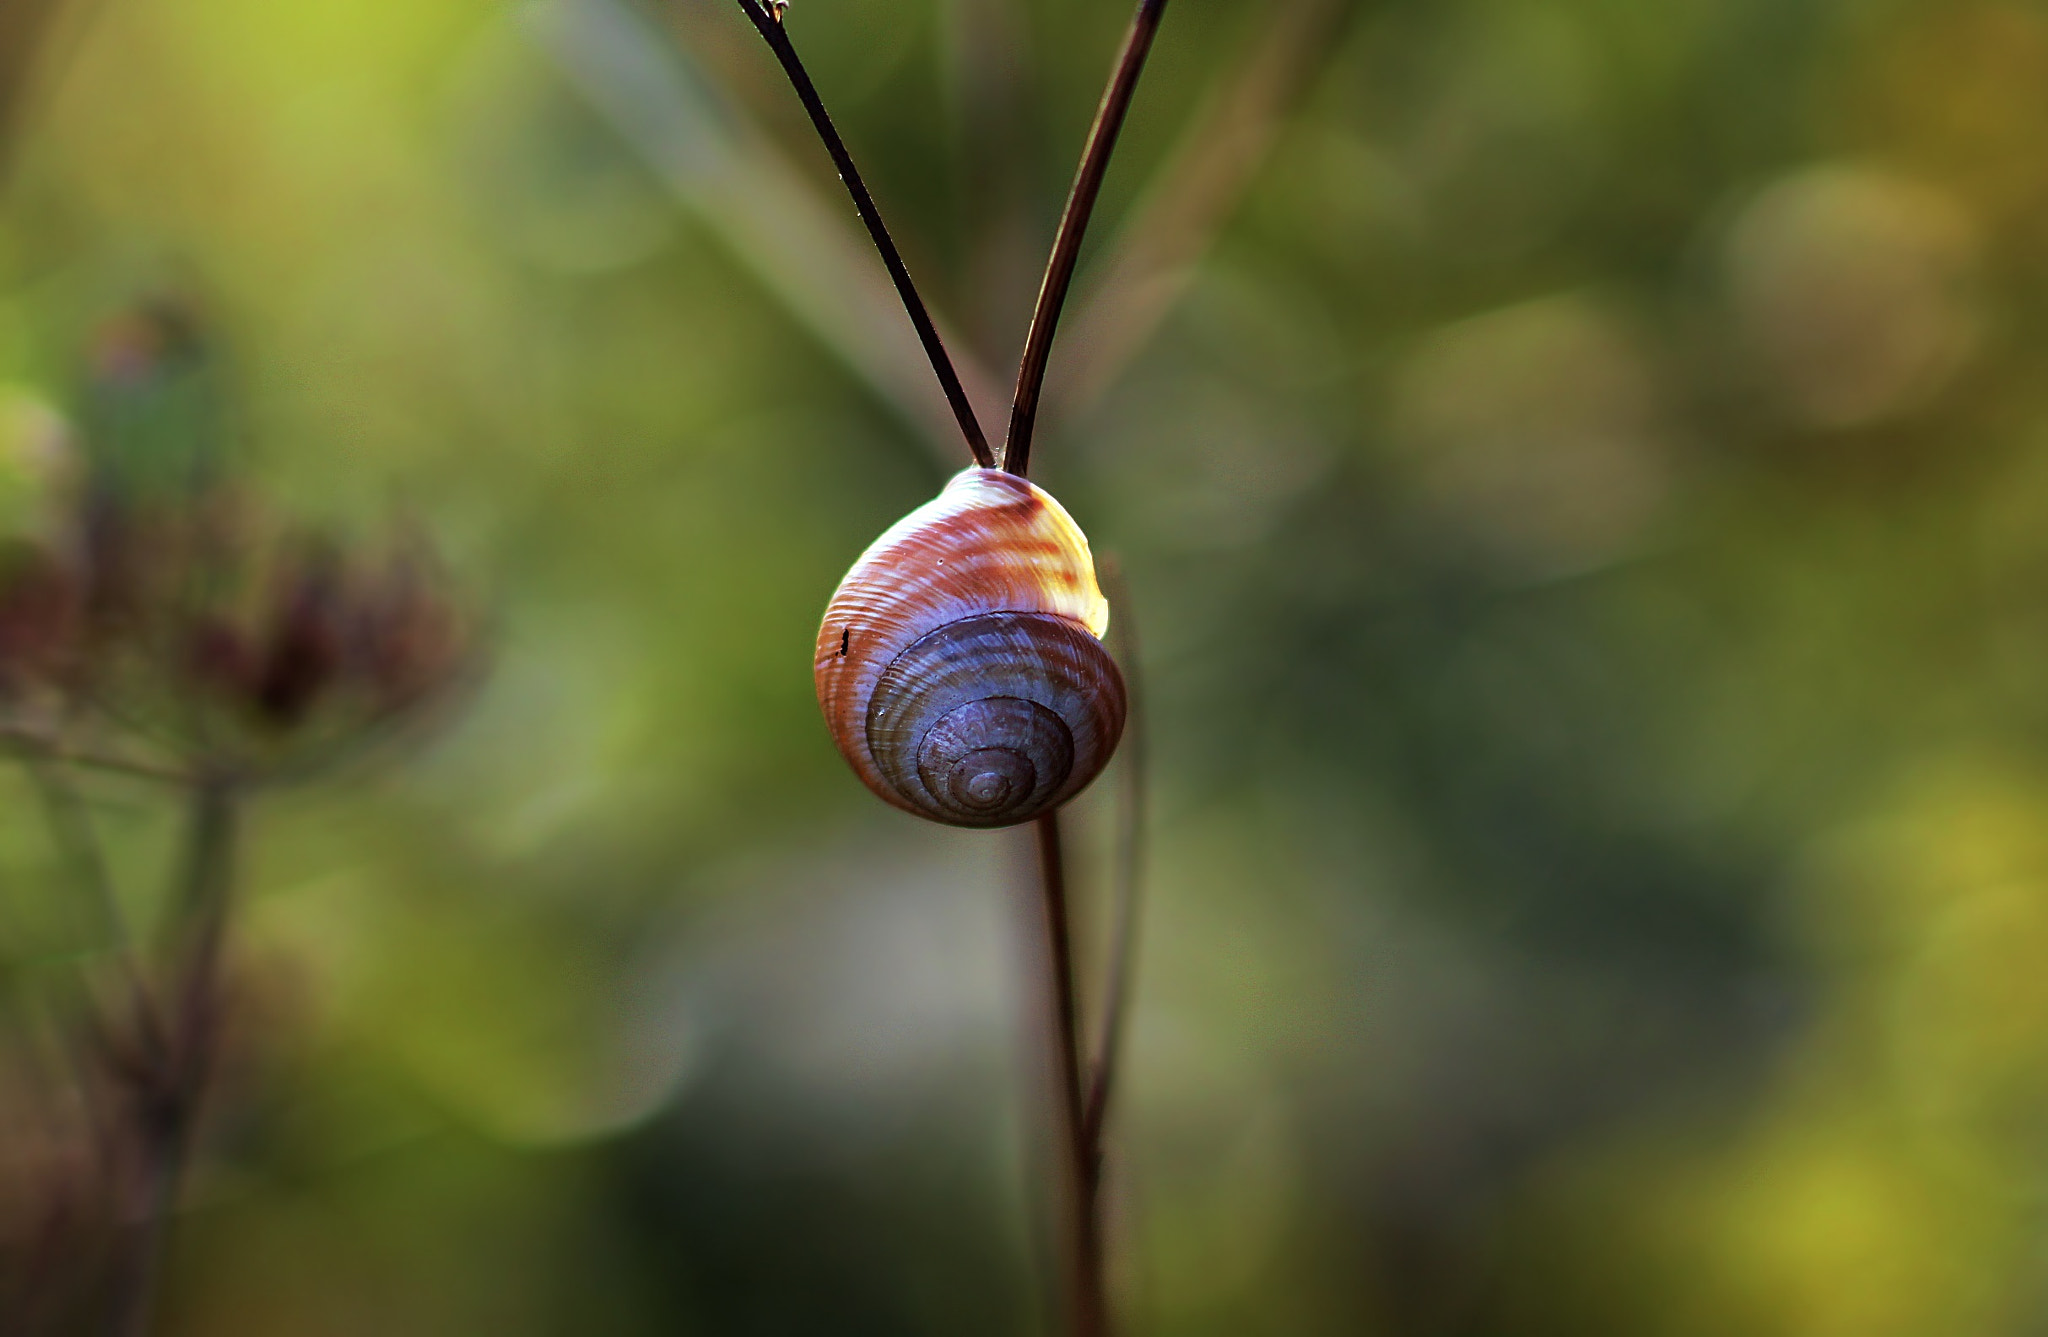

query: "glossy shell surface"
left=815, top=468, right=1124, bottom=827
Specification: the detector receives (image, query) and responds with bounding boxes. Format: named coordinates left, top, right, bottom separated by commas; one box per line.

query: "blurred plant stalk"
left=1053, top=0, right=1349, bottom=420
left=530, top=0, right=1007, bottom=463
left=108, top=777, right=234, bottom=1337
left=1023, top=599, right=1147, bottom=1337
left=0, top=0, right=69, bottom=163
left=0, top=301, right=479, bottom=1335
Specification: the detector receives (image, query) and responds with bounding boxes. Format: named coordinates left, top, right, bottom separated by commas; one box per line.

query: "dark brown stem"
left=1034, top=809, right=1107, bottom=1337
left=1003, top=0, right=1169, bottom=478
left=1083, top=561, right=1145, bottom=1154
left=109, top=777, right=238, bottom=1337
left=729, top=0, right=995, bottom=468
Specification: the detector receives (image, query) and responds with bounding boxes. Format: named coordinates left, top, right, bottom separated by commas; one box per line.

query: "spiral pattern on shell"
left=815, top=468, right=1126, bottom=828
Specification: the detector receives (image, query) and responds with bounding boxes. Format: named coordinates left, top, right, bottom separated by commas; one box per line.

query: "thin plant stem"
left=109, top=777, right=239, bottom=1337
left=1034, top=809, right=1107, bottom=1337
left=24, top=757, right=160, bottom=1045
left=1083, top=560, right=1146, bottom=1153
left=0, top=0, right=126, bottom=177
left=0, top=730, right=189, bottom=786
left=0, top=0, right=72, bottom=173
left=728, top=0, right=995, bottom=468
left=1056, top=0, right=1350, bottom=421
left=1002, top=0, right=1169, bottom=478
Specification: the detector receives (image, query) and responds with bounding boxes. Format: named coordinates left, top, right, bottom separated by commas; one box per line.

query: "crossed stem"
left=107, top=776, right=239, bottom=1337
left=1034, top=810, right=1107, bottom=1337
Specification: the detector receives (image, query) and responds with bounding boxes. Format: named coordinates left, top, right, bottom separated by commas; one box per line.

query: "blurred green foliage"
left=6, top=0, right=2048, bottom=1332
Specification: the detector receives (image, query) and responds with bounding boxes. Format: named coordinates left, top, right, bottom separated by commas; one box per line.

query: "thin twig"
left=110, top=776, right=238, bottom=1337
left=0, top=731, right=189, bottom=786
left=0, top=0, right=69, bottom=175
left=1056, top=0, right=1351, bottom=421
left=23, top=757, right=160, bottom=1044
left=1083, top=559, right=1145, bottom=1154
left=1003, top=0, right=1169, bottom=478
left=728, top=0, right=995, bottom=468
left=1034, top=809, right=1107, bottom=1337
left=540, top=0, right=1007, bottom=466
left=0, top=0, right=127, bottom=177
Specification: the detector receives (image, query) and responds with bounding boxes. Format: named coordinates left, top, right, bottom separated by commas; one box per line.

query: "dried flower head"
left=0, top=492, right=480, bottom=783
left=0, top=539, right=81, bottom=703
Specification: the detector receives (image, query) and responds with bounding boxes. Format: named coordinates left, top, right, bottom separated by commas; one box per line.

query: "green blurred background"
left=6, top=0, right=2048, bottom=1332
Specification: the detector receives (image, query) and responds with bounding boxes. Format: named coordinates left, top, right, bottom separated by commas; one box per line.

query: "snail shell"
left=816, top=468, right=1127, bottom=828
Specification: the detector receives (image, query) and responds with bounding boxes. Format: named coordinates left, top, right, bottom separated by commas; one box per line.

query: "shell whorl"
left=815, top=468, right=1125, bottom=828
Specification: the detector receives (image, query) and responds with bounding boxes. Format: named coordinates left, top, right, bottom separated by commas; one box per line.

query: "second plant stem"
left=1034, top=808, right=1107, bottom=1337
left=113, top=775, right=239, bottom=1337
